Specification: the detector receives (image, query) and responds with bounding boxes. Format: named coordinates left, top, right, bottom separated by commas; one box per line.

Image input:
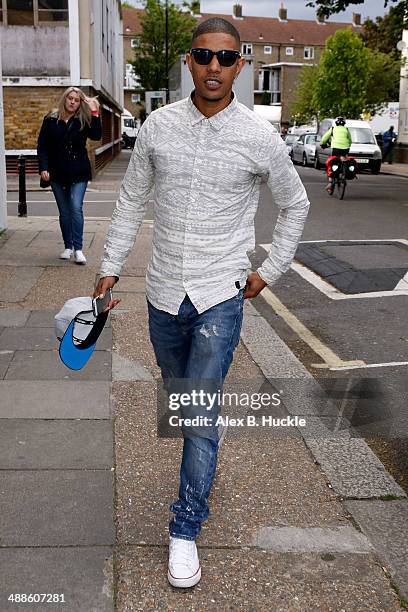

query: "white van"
left=314, top=118, right=382, bottom=174
left=120, top=109, right=139, bottom=148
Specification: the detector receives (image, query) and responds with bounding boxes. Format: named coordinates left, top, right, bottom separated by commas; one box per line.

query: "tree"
left=314, top=28, right=370, bottom=118
left=290, top=28, right=400, bottom=123
left=131, top=0, right=196, bottom=91
left=362, top=4, right=405, bottom=58
left=290, top=66, right=320, bottom=124
left=305, top=0, right=408, bottom=26
left=365, top=50, right=401, bottom=112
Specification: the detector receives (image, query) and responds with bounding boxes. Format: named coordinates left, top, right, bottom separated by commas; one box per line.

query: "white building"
left=1, top=0, right=124, bottom=176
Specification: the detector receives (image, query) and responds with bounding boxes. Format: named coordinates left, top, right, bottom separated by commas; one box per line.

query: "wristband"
left=91, top=111, right=99, bottom=117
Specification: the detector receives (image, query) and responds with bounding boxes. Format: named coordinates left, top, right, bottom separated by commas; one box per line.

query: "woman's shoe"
left=74, top=250, right=87, bottom=265
left=60, top=248, right=73, bottom=260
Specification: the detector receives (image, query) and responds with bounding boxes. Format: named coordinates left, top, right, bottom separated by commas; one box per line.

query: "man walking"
left=382, top=125, right=397, bottom=164
left=95, top=18, right=310, bottom=587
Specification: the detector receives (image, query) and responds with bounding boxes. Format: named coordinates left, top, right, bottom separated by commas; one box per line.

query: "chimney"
left=278, top=2, right=287, bottom=22
left=233, top=4, right=243, bottom=19
left=316, top=12, right=326, bottom=24
left=352, top=12, right=362, bottom=26
left=191, top=0, right=200, bottom=15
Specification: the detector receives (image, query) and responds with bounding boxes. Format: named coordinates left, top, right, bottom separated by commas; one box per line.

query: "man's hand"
left=41, top=170, right=50, bottom=181
left=243, top=271, right=267, bottom=299
left=93, top=276, right=121, bottom=312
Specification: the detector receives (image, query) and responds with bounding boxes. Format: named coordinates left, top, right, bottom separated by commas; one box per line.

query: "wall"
left=1, top=26, right=70, bottom=76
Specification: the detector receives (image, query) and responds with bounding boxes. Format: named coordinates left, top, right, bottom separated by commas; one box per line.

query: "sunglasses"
left=190, top=48, right=241, bottom=67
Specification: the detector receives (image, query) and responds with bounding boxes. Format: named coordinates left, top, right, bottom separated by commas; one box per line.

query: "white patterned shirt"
left=100, top=94, right=310, bottom=315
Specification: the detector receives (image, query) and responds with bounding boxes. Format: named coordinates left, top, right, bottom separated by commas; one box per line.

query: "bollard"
left=18, top=155, right=27, bottom=217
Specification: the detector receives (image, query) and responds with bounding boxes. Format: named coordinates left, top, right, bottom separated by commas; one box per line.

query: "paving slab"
left=241, top=302, right=310, bottom=378
left=0, top=547, right=114, bottom=612
left=0, top=381, right=111, bottom=418
left=0, top=471, right=115, bottom=546
left=0, top=352, right=13, bottom=379
left=0, top=420, right=113, bottom=469
left=0, top=325, right=112, bottom=351
left=0, top=309, right=30, bottom=327
left=5, top=350, right=111, bottom=381
left=112, top=353, right=154, bottom=382
left=345, top=499, right=408, bottom=599
left=115, top=547, right=402, bottom=611
left=305, top=438, right=407, bottom=499
left=0, top=327, right=58, bottom=350
left=113, top=381, right=346, bottom=548
left=253, top=525, right=372, bottom=553
left=1, top=267, right=44, bottom=302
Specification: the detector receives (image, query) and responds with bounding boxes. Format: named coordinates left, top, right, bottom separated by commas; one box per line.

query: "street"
left=11, top=159, right=408, bottom=482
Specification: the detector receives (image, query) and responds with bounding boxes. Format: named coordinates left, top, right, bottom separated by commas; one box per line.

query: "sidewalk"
left=1, top=154, right=408, bottom=611
left=380, top=163, right=408, bottom=179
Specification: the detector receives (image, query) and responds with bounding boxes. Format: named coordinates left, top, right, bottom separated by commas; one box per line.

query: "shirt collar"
left=187, top=91, right=238, bottom=131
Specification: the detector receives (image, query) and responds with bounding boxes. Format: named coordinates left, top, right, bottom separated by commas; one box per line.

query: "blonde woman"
left=37, top=87, right=102, bottom=264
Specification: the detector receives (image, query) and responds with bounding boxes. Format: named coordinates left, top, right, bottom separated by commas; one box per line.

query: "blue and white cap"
left=54, top=297, right=108, bottom=371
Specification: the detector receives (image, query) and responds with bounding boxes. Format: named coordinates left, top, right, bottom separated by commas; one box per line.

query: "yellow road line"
left=261, top=287, right=366, bottom=369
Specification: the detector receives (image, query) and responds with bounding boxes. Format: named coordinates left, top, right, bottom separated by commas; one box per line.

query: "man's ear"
left=235, top=56, right=246, bottom=79
left=186, top=52, right=193, bottom=75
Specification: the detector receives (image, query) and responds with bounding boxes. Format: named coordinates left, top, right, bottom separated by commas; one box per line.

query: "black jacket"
left=37, top=114, right=102, bottom=186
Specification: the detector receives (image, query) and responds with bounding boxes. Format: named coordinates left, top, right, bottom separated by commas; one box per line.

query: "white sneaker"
left=59, top=248, right=73, bottom=260
left=74, top=250, right=86, bottom=265
left=168, top=536, right=201, bottom=588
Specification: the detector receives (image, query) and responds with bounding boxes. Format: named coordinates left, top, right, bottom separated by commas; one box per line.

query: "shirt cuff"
left=256, top=265, right=282, bottom=286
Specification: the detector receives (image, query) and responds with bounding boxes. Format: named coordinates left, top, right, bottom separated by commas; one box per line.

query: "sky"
left=124, top=0, right=388, bottom=22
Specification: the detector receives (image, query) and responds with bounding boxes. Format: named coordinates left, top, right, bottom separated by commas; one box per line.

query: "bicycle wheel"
left=336, top=169, right=346, bottom=200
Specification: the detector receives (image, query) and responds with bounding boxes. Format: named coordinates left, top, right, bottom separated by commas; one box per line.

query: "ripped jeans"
left=147, top=290, right=244, bottom=540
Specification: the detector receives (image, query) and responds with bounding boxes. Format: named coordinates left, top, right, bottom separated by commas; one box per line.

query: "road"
left=6, top=160, right=408, bottom=488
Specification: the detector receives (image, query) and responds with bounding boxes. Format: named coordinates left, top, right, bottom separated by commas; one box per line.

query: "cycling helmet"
left=335, top=116, right=346, bottom=126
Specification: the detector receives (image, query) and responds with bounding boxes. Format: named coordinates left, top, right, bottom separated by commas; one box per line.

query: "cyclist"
left=321, top=117, right=352, bottom=194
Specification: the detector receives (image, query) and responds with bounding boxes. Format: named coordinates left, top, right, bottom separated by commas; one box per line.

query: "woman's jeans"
left=148, top=290, right=244, bottom=541
left=51, top=181, right=87, bottom=251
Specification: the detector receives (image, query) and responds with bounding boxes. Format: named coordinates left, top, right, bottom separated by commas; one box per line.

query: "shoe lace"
left=170, top=539, right=195, bottom=566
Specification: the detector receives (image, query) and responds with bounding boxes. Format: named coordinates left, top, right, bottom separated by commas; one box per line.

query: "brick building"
left=122, top=7, right=144, bottom=118
left=122, top=3, right=361, bottom=126
left=1, top=0, right=124, bottom=176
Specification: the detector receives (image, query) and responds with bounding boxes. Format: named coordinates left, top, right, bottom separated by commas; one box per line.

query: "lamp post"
left=0, top=39, right=7, bottom=230
left=165, top=0, right=169, bottom=104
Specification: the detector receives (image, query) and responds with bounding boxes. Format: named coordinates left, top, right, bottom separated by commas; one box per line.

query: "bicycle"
left=328, top=155, right=347, bottom=200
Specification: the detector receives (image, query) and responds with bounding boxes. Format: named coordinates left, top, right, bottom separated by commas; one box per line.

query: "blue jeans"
left=51, top=181, right=87, bottom=251
left=148, top=290, right=244, bottom=541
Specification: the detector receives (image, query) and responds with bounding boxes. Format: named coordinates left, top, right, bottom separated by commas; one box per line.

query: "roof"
left=122, top=6, right=361, bottom=46
left=197, top=13, right=361, bottom=46
left=122, top=7, right=144, bottom=35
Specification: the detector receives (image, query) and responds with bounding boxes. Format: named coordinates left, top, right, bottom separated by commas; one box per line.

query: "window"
left=264, top=45, right=272, bottom=54
left=3, top=0, right=68, bottom=25
left=285, top=47, right=294, bottom=56
left=131, top=93, right=141, bottom=104
left=6, top=0, right=34, bottom=25
left=131, top=37, right=140, bottom=48
left=304, top=46, right=314, bottom=60
left=38, top=0, right=68, bottom=22
left=241, top=43, right=252, bottom=55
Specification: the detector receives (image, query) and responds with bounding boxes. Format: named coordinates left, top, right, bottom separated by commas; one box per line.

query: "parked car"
left=291, top=133, right=317, bottom=166
left=314, top=119, right=382, bottom=174
left=284, top=134, right=299, bottom=159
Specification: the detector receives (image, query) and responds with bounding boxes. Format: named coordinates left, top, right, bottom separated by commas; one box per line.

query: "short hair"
left=191, top=18, right=241, bottom=48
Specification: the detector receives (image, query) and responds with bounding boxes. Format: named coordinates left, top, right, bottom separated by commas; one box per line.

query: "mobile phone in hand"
left=93, top=289, right=112, bottom=317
